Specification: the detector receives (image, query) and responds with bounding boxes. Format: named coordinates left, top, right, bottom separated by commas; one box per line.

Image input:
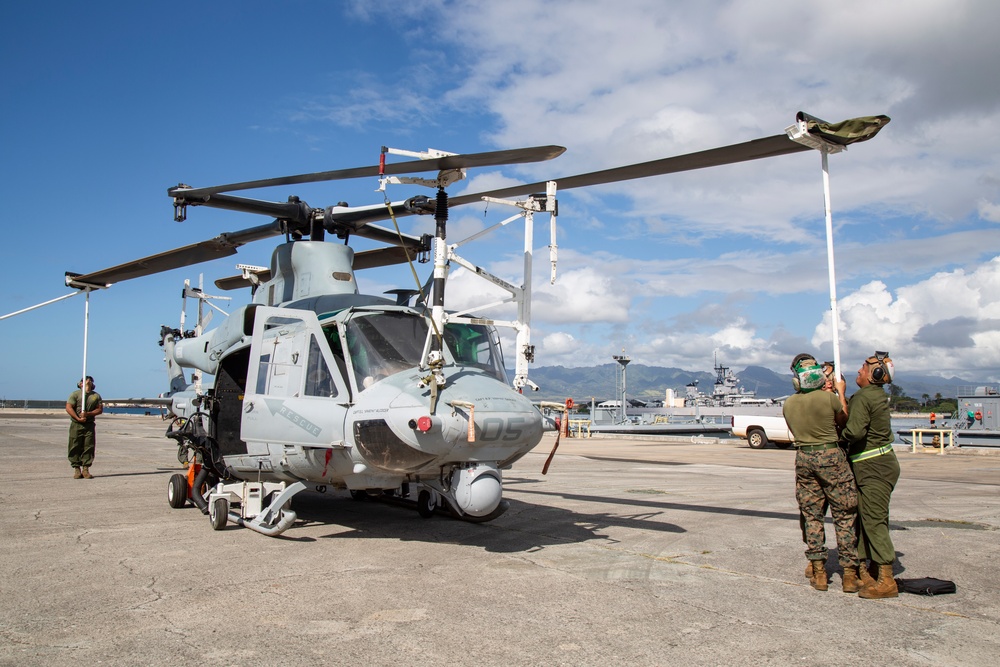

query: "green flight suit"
left=843, top=384, right=899, bottom=566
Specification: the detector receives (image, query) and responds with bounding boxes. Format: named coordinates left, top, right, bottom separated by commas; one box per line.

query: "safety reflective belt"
left=849, top=444, right=894, bottom=463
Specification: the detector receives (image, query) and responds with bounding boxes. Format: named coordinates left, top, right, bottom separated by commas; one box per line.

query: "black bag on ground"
left=894, top=577, right=957, bottom=595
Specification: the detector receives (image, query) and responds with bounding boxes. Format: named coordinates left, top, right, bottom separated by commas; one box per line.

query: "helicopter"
left=60, top=112, right=888, bottom=537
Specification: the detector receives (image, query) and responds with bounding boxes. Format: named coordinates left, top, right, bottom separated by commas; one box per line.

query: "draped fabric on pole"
left=796, top=112, right=891, bottom=146
left=788, top=112, right=891, bottom=383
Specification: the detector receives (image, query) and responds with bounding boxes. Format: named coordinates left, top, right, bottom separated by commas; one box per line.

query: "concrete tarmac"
left=1, top=414, right=998, bottom=666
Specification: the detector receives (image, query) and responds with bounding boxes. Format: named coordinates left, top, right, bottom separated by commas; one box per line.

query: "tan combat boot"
left=809, top=560, right=828, bottom=591
left=73, top=467, right=83, bottom=479
left=842, top=566, right=862, bottom=593
left=858, top=561, right=877, bottom=588
left=858, top=564, right=898, bottom=599
left=81, top=466, right=93, bottom=479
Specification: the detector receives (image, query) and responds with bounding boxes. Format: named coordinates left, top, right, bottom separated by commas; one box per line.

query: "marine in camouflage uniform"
left=782, top=354, right=860, bottom=592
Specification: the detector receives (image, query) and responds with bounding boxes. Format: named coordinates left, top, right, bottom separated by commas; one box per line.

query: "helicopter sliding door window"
left=250, top=316, right=346, bottom=400
left=243, top=306, right=350, bottom=450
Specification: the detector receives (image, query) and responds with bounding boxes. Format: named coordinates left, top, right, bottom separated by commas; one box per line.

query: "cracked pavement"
left=1, top=414, right=997, bottom=666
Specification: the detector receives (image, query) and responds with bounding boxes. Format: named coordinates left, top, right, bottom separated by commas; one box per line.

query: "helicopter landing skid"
left=207, top=480, right=306, bottom=537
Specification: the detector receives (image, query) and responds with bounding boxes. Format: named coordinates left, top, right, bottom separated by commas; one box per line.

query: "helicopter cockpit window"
left=304, top=335, right=337, bottom=398
left=444, top=322, right=507, bottom=382
left=344, top=312, right=428, bottom=389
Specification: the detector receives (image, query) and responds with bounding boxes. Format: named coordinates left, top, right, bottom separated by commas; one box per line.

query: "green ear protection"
left=790, top=354, right=825, bottom=393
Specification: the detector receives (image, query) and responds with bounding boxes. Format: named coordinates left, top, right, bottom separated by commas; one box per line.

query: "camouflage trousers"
left=795, top=447, right=859, bottom=567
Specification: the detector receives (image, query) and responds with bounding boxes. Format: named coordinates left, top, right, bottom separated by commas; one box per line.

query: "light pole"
left=613, top=353, right=631, bottom=423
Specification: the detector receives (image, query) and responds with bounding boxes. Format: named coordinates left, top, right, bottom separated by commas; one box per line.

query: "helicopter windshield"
left=443, top=322, right=507, bottom=383
left=344, top=312, right=429, bottom=389
left=340, top=312, right=508, bottom=389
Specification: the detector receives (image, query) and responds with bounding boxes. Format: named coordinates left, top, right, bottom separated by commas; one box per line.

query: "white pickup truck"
left=730, top=414, right=794, bottom=449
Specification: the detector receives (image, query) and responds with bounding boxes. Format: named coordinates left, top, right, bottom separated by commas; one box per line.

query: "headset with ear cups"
left=871, top=365, right=886, bottom=383
left=868, top=351, right=893, bottom=384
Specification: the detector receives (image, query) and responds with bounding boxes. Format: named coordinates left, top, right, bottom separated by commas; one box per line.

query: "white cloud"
left=540, top=331, right=578, bottom=356
left=444, top=259, right=632, bottom=325
left=813, top=257, right=1000, bottom=379
left=339, top=1, right=1000, bottom=383
left=533, top=267, right=632, bottom=323
left=978, top=200, right=1000, bottom=223
left=441, top=267, right=511, bottom=316
left=335, top=1, right=1000, bottom=242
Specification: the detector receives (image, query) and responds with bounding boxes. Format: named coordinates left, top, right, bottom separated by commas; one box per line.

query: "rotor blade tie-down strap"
left=450, top=400, right=476, bottom=442
left=541, top=399, right=572, bottom=475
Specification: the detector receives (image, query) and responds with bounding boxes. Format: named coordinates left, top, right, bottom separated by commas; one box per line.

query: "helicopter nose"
left=352, top=370, right=544, bottom=468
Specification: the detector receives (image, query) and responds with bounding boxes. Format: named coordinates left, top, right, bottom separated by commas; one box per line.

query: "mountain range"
left=512, top=363, right=986, bottom=404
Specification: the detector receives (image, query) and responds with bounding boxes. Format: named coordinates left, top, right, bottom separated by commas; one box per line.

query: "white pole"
left=821, top=149, right=842, bottom=382
left=80, top=288, right=91, bottom=413
left=0, top=291, right=82, bottom=320
left=195, top=274, right=204, bottom=394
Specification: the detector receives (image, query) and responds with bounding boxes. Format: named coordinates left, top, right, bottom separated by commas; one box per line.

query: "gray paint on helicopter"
left=263, top=398, right=323, bottom=438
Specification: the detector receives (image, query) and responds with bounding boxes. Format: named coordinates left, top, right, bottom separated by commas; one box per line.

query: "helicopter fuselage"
left=164, top=242, right=550, bottom=531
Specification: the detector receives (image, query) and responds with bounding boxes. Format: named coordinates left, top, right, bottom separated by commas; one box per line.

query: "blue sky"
left=3, top=0, right=1000, bottom=400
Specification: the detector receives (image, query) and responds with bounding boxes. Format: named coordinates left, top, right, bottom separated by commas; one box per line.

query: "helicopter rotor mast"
left=371, top=146, right=473, bottom=400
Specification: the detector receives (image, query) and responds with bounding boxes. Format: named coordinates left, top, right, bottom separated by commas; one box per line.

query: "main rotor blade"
left=346, top=222, right=429, bottom=250
left=321, top=132, right=817, bottom=232
left=214, top=271, right=272, bottom=291
left=174, top=193, right=314, bottom=225
left=66, top=221, right=283, bottom=288
left=448, top=133, right=811, bottom=206
left=353, top=245, right=419, bottom=271
left=169, top=145, right=567, bottom=198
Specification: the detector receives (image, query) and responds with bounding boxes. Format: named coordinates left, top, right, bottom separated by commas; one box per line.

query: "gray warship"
left=582, top=355, right=778, bottom=437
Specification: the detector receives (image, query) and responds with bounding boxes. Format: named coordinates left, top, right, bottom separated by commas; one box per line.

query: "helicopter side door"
left=241, top=307, right=349, bottom=455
